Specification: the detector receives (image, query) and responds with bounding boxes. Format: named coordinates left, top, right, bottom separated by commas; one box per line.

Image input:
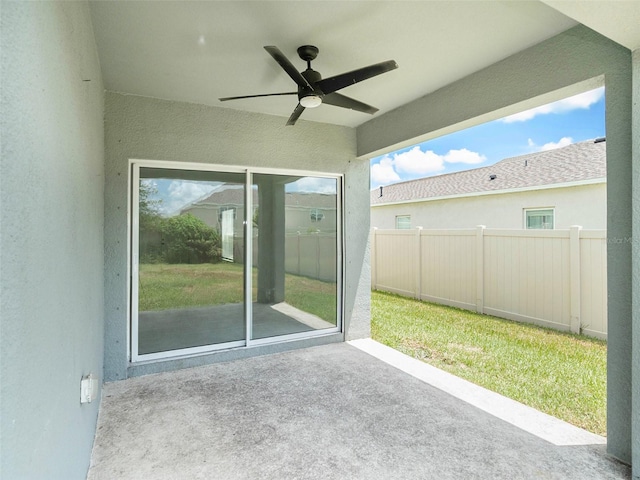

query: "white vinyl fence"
left=371, top=226, right=607, bottom=339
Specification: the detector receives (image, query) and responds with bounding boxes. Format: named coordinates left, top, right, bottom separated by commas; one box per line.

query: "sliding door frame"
left=128, top=159, right=344, bottom=363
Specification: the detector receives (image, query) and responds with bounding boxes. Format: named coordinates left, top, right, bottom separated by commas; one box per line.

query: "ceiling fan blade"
left=322, top=92, right=378, bottom=115
left=264, top=46, right=312, bottom=90
left=286, top=103, right=305, bottom=126
left=219, top=92, right=297, bottom=102
left=316, top=60, right=398, bottom=95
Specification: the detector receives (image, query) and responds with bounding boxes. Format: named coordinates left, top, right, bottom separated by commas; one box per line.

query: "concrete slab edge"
left=348, top=338, right=606, bottom=446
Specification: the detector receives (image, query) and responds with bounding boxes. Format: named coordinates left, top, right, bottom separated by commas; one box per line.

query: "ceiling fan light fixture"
left=300, top=95, right=322, bottom=108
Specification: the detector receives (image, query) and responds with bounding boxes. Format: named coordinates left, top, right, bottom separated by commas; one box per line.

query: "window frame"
left=523, top=207, right=555, bottom=230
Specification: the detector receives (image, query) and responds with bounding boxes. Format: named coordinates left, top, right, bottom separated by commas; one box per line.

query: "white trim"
left=371, top=177, right=606, bottom=208
left=245, top=170, right=253, bottom=346
left=337, top=175, right=344, bottom=334
left=130, top=164, right=140, bottom=360
left=135, top=341, right=247, bottom=363
left=130, top=159, right=247, bottom=174
left=127, top=162, right=136, bottom=361
left=129, top=158, right=343, bottom=180
left=250, top=328, right=341, bottom=347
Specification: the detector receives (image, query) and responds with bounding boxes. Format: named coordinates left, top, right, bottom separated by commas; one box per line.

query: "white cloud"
left=371, top=146, right=487, bottom=188
left=443, top=148, right=487, bottom=164
left=393, top=146, right=446, bottom=175
left=141, top=178, right=158, bottom=189
left=540, top=136, right=573, bottom=151
left=287, top=177, right=337, bottom=194
left=526, top=136, right=574, bottom=152
left=371, top=156, right=401, bottom=186
left=164, top=181, right=217, bottom=214
left=501, top=87, right=604, bottom=123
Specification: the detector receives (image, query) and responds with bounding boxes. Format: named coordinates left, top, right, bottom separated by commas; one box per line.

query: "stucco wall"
left=0, top=2, right=105, bottom=479
left=371, top=183, right=607, bottom=230
left=359, top=25, right=633, bottom=463
left=104, top=92, right=369, bottom=381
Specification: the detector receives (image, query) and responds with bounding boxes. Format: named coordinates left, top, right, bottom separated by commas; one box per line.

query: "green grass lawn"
left=371, top=290, right=607, bottom=436
left=139, top=262, right=336, bottom=323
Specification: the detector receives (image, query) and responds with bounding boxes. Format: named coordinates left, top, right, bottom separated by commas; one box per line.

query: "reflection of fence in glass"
left=285, top=232, right=337, bottom=283
left=222, top=233, right=337, bottom=283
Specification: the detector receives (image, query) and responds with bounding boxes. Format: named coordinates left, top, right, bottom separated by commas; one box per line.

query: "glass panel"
left=526, top=209, right=554, bottom=229
left=251, top=174, right=338, bottom=340
left=136, top=168, right=246, bottom=354
left=396, top=215, right=411, bottom=229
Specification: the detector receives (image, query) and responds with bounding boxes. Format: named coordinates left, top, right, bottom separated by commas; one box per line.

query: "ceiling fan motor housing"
left=300, top=68, right=323, bottom=106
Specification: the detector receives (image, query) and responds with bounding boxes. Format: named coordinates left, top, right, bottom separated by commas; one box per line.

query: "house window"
left=218, top=206, right=236, bottom=223
left=310, top=208, right=324, bottom=222
left=130, top=161, right=342, bottom=362
left=525, top=208, right=554, bottom=229
left=396, top=215, right=411, bottom=229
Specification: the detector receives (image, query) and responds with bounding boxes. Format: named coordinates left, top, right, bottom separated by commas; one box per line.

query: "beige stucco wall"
left=371, top=183, right=606, bottom=230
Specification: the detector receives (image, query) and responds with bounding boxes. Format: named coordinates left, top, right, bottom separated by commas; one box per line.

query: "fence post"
left=476, top=225, right=486, bottom=314
left=371, top=228, right=378, bottom=290
left=315, top=232, right=320, bottom=280
left=415, top=227, right=423, bottom=300
left=297, top=232, right=301, bottom=276
left=570, top=225, right=582, bottom=334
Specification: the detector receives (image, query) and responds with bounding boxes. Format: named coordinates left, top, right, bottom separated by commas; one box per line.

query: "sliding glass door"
left=132, top=167, right=247, bottom=358
left=130, top=162, right=342, bottom=361
left=251, top=173, right=339, bottom=341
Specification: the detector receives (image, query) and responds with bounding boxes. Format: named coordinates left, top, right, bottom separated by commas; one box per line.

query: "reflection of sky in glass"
left=143, top=175, right=337, bottom=216
left=285, top=177, right=337, bottom=194
left=141, top=178, right=219, bottom=216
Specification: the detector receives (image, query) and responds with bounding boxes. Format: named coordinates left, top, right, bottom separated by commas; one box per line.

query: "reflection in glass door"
left=131, top=162, right=342, bottom=361
left=133, top=167, right=246, bottom=357
left=251, top=174, right=339, bottom=341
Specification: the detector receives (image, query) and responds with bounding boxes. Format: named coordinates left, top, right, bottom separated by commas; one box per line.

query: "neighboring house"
left=3, top=3, right=640, bottom=480
left=180, top=185, right=337, bottom=267
left=181, top=185, right=338, bottom=236
left=371, top=139, right=606, bottom=230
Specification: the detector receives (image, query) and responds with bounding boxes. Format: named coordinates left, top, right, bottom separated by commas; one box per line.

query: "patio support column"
left=606, top=50, right=634, bottom=465
left=256, top=177, right=285, bottom=304
left=630, top=47, right=640, bottom=477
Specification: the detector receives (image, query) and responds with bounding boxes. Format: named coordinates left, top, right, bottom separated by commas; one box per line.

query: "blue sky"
left=370, top=87, right=605, bottom=189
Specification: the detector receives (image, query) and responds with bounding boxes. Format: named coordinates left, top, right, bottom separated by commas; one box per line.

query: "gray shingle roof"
left=371, top=139, right=606, bottom=205
left=187, top=185, right=336, bottom=210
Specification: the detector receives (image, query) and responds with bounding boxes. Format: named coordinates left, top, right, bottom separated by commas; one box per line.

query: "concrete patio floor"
left=88, top=340, right=630, bottom=480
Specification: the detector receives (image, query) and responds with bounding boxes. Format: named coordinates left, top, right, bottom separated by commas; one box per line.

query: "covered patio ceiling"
left=88, top=1, right=640, bottom=129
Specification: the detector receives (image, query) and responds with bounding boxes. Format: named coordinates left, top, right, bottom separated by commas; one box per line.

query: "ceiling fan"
left=219, top=45, right=398, bottom=126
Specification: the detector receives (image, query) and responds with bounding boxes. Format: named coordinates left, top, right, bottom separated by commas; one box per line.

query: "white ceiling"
left=88, top=1, right=637, bottom=128
left=542, top=0, right=640, bottom=52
